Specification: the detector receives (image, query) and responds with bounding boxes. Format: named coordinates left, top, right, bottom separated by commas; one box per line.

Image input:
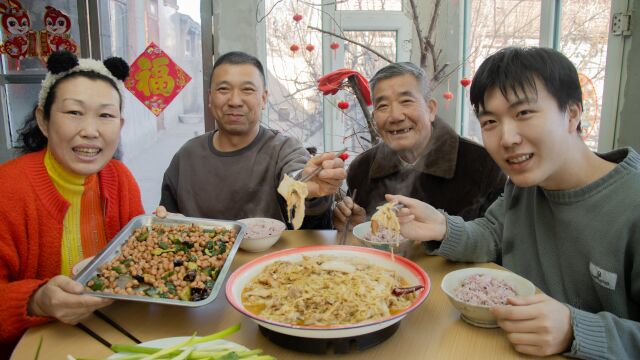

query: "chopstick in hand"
left=75, top=323, right=112, bottom=349
left=299, top=148, right=348, bottom=183
left=95, top=310, right=141, bottom=344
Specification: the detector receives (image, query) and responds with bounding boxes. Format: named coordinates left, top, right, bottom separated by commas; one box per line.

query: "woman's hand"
left=333, top=196, right=367, bottom=230
left=385, top=194, right=447, bottom=242
left=154, top=205, right=184, bottom=218
left=28, top=275, right=113, bottom=324
left=492, top=293, right=573, bottom=357
left=303, top=153, right=346, bottom=198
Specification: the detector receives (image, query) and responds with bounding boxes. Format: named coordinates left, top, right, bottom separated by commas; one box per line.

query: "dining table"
left=12, top=230, right=562, bottom=359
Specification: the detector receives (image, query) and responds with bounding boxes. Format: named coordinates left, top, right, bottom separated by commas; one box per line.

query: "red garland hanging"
left=460, top=78, right=471, bottom=87
left=305, top=44, right=315, bottom=52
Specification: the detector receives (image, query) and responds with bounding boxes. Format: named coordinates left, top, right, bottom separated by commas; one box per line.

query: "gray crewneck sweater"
left=160, top=126, right=330, bottom=223
left=433, top=148, right=640, bottom=359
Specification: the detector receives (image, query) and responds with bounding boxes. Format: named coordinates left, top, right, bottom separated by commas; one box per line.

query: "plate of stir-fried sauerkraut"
left=225, top=245, right=430, bottom=338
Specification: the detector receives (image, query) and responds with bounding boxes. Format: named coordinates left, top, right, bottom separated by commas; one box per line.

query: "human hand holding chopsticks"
left=384, top=194, right=447, bottom=242
left=333, top=195, right=366, bottom=231
left=28, top=275, right=113, bottom=325
left=301, top=150, right=348, bottom=198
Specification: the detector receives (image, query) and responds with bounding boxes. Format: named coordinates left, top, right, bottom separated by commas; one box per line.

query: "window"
left=264, top=0, right=410, bottom=154
left=462, top=0, right=613, bottom=151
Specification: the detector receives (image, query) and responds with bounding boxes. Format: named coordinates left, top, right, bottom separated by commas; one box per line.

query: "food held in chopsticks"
left=277, top=174, right=308, bottom=230
left=370, top=202, right=401, bottom=236
left=85, top=223, right=236, bottom=301
left=241, top=255, right=417, bottom=326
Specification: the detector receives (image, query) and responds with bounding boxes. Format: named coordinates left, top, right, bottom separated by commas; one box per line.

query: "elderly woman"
left=0, top=51, right=144, bottom=347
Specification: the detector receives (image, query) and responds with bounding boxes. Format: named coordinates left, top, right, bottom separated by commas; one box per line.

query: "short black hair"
left=211, top=51, right=266, bottom=86
left=470, top=47, right=583, bottom=131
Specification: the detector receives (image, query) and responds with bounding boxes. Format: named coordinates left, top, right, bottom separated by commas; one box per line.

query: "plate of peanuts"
left=74, top=214, right=246, bottom=307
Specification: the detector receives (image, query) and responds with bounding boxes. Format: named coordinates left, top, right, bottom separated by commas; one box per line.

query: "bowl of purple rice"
left=441, top=267, right=535, bottom=328
left=352, top=221, right=413, bottom=258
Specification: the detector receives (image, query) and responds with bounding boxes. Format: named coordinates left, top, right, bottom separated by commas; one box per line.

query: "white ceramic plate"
left=226, top=245, right=430, bottom=338
left=107, top=337, right=248, bottom=359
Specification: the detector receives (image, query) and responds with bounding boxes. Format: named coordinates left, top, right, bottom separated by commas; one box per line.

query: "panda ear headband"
left=37, top=51, right=129, bottom=108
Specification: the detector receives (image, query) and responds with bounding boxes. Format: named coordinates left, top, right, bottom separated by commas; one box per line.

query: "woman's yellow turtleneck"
left=44, top=150, right=107, bottom=276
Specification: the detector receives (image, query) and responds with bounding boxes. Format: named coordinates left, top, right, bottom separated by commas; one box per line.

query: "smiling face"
left=478, top=79, right=582, bottom=189
left=3, top=13, right=30, bottom=35
left=372, top=74, right=437, bottom=158
left=37, top=76, right=123, bottom=177
left=209, top=63, right=267, bottom=139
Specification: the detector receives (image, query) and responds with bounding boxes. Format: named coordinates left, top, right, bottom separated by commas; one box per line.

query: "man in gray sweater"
left=160, top=52, right=345, bottom=227
left=389, top=47, right=639, bottom=359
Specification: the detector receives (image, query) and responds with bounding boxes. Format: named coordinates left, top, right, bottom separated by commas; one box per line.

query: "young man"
left=390, top=47, right=640, bottom=358
left=160, top=51, right=345, bottom=227
left=333, top=62, right=505, bottom=230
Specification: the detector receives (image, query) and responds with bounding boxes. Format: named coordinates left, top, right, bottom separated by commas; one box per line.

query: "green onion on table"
left=69, top=324, right=276, bottom=360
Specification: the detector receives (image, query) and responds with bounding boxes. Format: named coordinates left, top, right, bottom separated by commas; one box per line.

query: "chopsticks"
left=95, top=310, right=141, bottom=344
left=75, top=311, right=141, bottom=350
left=340, top=189, right=357, bottom=245
left=299, top=148, right=347, bottom=183
left=75, top=323, right=112, bottom=349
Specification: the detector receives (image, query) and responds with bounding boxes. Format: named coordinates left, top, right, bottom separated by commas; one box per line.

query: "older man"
left=161, top=51, right=345, bottom=228
left=333, top=62, right=505, bottom=230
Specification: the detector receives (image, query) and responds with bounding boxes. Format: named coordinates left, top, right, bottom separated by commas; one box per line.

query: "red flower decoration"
left=443, top=91, right=454, bottom=100
left=337, top=101, right=349, bottom=110
left=460, top=78, right=471, bottom=87
left=290, top=44, right=300, bottom=52
left=330, top=42, right=340, bottom=50
left=305, top=44, right=315, bottom=52
left=293, top=13, right=303, bottom=22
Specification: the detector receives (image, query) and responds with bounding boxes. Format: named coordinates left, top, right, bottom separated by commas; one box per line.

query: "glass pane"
left=463, top=0, right=542, bottom=142
left=559, top=1, right=611, bottom=151
left=4, top=83, right=40, bottom=147
left=337, top=0, right=402, bottom=11
left=0, top=0, right=81, bottom=75
left=266, top=0, right=324, bottom=150
left=98, top=0, right=205, bottom=212
left=341, top=30, right=396, bottom=153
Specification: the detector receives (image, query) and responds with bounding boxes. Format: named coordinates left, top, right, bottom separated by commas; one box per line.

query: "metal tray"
left=75, top=214, right=246, bottom=307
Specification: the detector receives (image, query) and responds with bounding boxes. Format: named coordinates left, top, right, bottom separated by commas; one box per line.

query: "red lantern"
left=329, top=41, right=340, bottom=59
left=443, top=91, right=454, bottom=100
left=293, top=13, right=303, bottom=22
left=290, top=44, right=300, bottom=53
left=460, top=78, right=471, bottom=87
left=305, top=44, right=315, bottom=52
left=337, top=100, right=349, bottom=110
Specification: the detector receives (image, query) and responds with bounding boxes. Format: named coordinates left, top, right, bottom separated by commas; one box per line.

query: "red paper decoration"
left=305, top=44, right=315, bottom=52
left=290, top=44, right=300, bottom=52
left=293, top=13, right=303, bottom=22
left=337, top=100, right=349, bottom=110
left=460, top=78, right=471, bottom=87
left=330, top=42, right=339, bottom=50
left=443, top=91, right=454, bottom=100
left=338, top=152, right=349, bottom=161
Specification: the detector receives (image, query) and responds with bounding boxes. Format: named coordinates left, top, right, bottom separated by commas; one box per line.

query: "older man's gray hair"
left=369, top=62, right=432, bottom=102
